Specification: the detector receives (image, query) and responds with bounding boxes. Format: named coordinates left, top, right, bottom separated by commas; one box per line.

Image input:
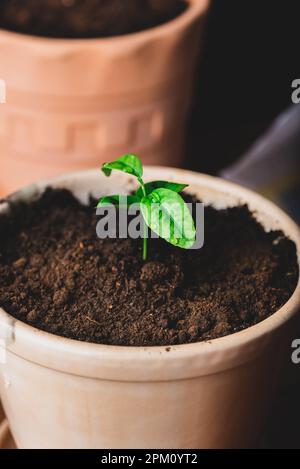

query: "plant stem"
left=140, top=180, right=148, bottom=261
left=143, top=233, right=148, bottom=261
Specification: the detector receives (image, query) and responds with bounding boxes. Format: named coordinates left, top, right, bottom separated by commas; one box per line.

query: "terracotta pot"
left=0, top=0, right=209, bottom=195
left=0, top=167, right=299, bottom=449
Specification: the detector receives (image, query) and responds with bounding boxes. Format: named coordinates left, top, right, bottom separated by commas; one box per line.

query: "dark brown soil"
left=0, top=188, right=298, bottom=346
left=0, top=0, right=188, bottom=39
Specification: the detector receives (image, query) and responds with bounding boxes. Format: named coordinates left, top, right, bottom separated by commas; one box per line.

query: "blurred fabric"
left=221, top=105, right=300, bottom=224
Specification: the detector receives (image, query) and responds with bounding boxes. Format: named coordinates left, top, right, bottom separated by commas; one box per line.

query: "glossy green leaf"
left=97, top=195, right=140, bottom=208
left=135, top=181, right=188, bottom=199
left=140, top=188, right=196, bottom=249
left=102, top=154, right=143, bottom=179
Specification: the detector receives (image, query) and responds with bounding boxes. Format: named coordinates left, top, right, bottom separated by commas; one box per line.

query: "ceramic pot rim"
left=0, top=166, right=299, bottom=381
left=0, top=0, right=209, bottom=48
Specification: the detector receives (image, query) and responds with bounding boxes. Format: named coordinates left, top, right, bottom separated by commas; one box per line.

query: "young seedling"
left=97, top=154, right=196, bottom=261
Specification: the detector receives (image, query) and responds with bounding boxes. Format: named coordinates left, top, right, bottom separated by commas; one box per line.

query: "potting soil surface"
left=0, top=188, right=298, bottom=346
left=0, top=0, right=188, bottom=38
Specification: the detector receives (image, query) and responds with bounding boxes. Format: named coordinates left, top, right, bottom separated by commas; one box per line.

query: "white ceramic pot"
left=0, top=167, right=299, bottom=449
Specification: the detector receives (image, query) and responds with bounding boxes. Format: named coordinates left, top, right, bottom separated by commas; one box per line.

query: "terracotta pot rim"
left=0, top=167, right=299, bottom=381
left=0, top=0, right=208, bottom=48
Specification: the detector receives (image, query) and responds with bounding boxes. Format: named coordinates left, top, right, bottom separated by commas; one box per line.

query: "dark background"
left=188, top=0, right=300, bottom=174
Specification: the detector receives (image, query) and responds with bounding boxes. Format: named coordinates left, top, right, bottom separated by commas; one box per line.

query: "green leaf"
left=102, top=154, right=143, bottom=179
left=97, top=195, right=140, bottom=208
left=140, top=188, right=196, bottom=249
left=135, top=181, right=188, bottom=199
